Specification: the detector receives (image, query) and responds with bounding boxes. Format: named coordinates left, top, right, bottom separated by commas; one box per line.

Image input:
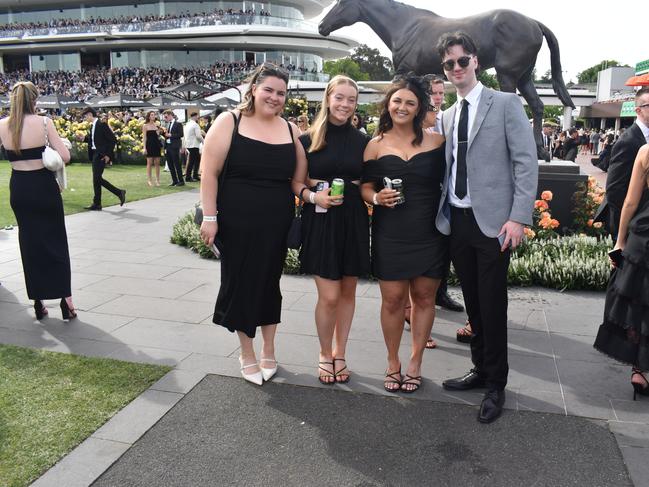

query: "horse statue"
left=319, top=0, right=575, bottom=161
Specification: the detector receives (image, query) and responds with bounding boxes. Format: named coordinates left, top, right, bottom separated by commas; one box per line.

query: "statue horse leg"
left=517, top=71, right=550, bottom=161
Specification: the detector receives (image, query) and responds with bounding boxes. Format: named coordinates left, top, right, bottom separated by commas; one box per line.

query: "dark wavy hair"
left=376, top=74, right=430, bottom=146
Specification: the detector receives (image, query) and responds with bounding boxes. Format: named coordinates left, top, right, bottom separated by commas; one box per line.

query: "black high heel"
left=34, top=300, right=47, bottom=320
left=60, top=298, right=77, bottom=320
left=632, top=369, right=649, bottom=401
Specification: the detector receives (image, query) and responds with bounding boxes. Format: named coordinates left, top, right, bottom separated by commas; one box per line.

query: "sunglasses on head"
left=441, top=55, right=473, bottom=71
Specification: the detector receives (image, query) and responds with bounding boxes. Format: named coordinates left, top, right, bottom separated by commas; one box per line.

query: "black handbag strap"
left=219, top=111, right=241, bottom=189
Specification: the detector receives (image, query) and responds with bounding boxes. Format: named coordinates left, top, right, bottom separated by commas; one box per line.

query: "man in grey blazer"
left=435, top=32, right=538, bottom=423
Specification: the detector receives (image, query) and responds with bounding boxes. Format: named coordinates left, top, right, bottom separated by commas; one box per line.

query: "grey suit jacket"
left=436, top=87, right=538, bottom=238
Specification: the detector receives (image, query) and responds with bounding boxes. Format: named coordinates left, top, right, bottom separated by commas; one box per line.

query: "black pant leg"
left=167, top=148, right=183, bottom=183
left=91, top=153, right=104, bottom=206
left=187, top=148, right=200, bottom=178
left=436, top=258, right=450, bottom=298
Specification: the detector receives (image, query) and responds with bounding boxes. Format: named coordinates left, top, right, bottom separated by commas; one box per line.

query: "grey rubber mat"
left=93, top=375, right=631, bottom=487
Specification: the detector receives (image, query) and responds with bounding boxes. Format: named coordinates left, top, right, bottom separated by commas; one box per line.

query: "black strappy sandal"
left=333, top=358, right=350, bottom=384
left=401, top=375, right=422, bottom=393
left=318, top=361, right=335, bottom=385
left=384, top=369, right=402, bottom=393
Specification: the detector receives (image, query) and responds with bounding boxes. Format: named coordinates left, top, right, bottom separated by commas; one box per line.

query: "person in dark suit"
left=605, top=87, right=649, bottom=238
left=435, top=32, right=538, bottom=423
left=80, top=107, right=125, bottom=211
left=563, top=128, right=579, bottom=161
left=161, top=109, right=185, bottom=186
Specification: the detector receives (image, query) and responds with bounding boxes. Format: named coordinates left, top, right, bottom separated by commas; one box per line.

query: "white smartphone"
left=315, top=181, right=329, bottom=213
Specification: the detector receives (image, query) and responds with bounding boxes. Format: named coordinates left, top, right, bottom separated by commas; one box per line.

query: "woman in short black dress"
left=594, top=144, right=649, bottom=400
left=361, top=76, right=447, bottom=393
left=199, top=64, right=307, bottom=386
left=296, top=75, right=370, bottom=384
left=0, top=81, right=74, bottom=320
left=142, top=110, right=162, bottom=186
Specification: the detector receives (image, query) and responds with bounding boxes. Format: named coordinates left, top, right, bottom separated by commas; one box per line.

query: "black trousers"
left=166, top=146, right=184, bottom=184
left=436, top=258, right=451, bottom=298
left=185, top=148, right=200, bottom=179
left=450, top=207, right=510, bottom=390
left=92, top=152, right=122, bottom=206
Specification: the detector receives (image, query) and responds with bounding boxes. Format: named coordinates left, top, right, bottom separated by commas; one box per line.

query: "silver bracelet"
left=203, top=215, right=218, bottom=222
left=372, top=193, right=379, bottom=206
left=309, top=191, right=316, bottom=204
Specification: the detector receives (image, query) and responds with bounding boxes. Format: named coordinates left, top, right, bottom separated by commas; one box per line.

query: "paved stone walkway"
left=0, top=189, right=647, bottom=486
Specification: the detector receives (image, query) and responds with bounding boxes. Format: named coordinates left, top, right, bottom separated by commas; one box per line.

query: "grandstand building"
left=0, top=0, right=354, bottom=80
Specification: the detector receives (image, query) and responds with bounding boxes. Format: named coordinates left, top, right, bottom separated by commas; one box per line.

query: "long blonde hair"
left=8, top=81, right=39, bottom=155
left=306, top=75, right=358, bottom=153
left=237, top=63, right=289, bottom=115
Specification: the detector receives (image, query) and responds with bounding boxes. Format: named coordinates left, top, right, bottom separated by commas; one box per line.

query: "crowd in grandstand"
left=0, top=8, right=275, bottom=36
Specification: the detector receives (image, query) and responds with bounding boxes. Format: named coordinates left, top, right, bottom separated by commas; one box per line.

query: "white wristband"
left=309, top=191, right=316, bottom=204
left=372, top=193, right=379, bottom=206
left=203, top=215, right=217, bottom=222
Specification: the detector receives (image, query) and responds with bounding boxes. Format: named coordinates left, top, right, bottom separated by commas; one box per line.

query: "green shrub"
left=171, top=214, right=613, bottom=291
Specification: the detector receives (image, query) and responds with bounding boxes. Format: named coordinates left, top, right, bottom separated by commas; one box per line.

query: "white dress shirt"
left=636, top=118, right=649, bottom=144
left=184, top=119, right=204, bottom=149
left=448, top=81, right=484, bottom=208
left=91, top=119, right=97, bottom=150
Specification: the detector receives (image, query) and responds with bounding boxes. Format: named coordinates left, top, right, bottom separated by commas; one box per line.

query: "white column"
left=615, top=118, right=621, bottom=133
left=600, top=118, right=606, bottom=130
left=562, top=106, right=573, bottom=130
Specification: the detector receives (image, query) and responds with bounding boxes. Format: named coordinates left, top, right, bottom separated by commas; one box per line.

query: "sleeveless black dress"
left=362, top=146, right=448, bottom=280
left=594, top=190, right=649, bottom=370
left=212, top=117, right=296, bottom=338
left=145, top=129, right=162, bottom=157
left=7, top=146, right=72, bottom=299
left=298, top=122, right=370, bottom=280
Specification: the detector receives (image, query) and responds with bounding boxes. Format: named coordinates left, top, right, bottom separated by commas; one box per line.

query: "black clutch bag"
left=286, top=205, right=302, bottom=250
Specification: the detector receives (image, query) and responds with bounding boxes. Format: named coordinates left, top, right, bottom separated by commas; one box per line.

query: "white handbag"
left=41, top=117, right=67, bottom=189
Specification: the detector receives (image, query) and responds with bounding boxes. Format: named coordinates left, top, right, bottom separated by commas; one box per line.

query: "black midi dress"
left=362, top=146, right=448, bottom=280
left=298, top=122, right=370, bottom=280
left=594, top=190, right=649, bottom=370
left=212, top=116, right=296, bottom=338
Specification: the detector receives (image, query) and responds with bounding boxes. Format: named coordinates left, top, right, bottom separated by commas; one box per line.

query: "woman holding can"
left=296, top=75, right=370, bottom=384
left=361, top=75, right=447, bottom=393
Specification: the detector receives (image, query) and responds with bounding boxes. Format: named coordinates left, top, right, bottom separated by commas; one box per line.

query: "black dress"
left=145, top=129, right=162, bottom=157
left=594, top=190, right=649, bottom=370
left=7, top=147, right=71, bottom=299
left=362, top=146, right=448, bottom=280
left=212, top=117, right=296, bottom=338
left=299, top=122, right=370, bottom=280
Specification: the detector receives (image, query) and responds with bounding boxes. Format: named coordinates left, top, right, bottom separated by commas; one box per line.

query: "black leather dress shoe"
left=84, top=205, right=102, bottom=211
left=176, top=181, right=185, bottom=186
left=169, top=182, right=178, bottom=187
left=185, top=177, right=194, bottom=182
left=437, top=292, right=465, bottom=312
left=119, top=189, right=126, bottom=206
left=442, top=369, right=486, bottom=391
left=478, top=389, right=505, bottom=423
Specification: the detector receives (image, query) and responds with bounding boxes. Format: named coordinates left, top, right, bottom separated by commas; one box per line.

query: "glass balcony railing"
left=0, top=14, right=317, bottom=39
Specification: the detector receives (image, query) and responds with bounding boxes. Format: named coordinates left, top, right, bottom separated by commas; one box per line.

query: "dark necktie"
left=455, top=99, right=469, bottom=199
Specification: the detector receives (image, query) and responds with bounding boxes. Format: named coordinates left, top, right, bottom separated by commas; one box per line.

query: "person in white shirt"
left=184, top=112, right=204, bottom=182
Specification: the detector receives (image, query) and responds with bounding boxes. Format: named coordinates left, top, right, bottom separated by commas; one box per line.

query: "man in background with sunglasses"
left=435, top=31, right=537, bottom=424
left=604, top=87, right=649, bottom=239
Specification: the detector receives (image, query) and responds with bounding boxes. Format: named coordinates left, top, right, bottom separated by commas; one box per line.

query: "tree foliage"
left=577, top=60, right=628, bottom=84
left=323, top=58, right=369, bottom=81
left=350, top=44, right=393, bottom=81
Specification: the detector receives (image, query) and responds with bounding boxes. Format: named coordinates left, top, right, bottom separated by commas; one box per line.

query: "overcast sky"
left=315, top=1, right=646, bottom=82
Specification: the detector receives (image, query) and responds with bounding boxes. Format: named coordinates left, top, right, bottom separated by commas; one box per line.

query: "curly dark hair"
left=377, top=74, right=430, bottom=146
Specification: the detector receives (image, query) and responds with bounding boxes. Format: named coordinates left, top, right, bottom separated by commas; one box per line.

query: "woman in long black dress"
left=199, top=64, right=307, bottom=386
left=142, top=110, right=162, bottom=186
left=594, top=144, right=649, bottom=400
left=295, top=75, right=370, bottom=384
left=0, top=81, right=74, bottom=320
left=361, top=76, right=447, bottom=393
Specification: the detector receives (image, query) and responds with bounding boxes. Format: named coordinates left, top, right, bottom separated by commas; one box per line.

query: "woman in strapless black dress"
left=296, top=75, right=370, bottom=385
left=361, top=75, right=447, bottom=394
left=595, top=144, right=649, bottom=400
left=199, top=64, right=307, bottom=386
left=142, top=111, right=162, bottom=186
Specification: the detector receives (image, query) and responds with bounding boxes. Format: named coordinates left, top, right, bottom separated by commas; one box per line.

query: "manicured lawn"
left=0, top=344, right=171, bottom=487
left=0, top=161, right=197, bottom=227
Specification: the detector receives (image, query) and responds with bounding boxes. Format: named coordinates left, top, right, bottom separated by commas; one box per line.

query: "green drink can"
left=330, top=178, right=345, bottom=197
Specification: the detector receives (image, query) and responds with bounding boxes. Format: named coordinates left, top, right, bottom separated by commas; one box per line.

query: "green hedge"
left=171, top=212, right=613, bottom=290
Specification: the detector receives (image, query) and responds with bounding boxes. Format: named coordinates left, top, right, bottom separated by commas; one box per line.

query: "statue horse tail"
left=537, top=21, right=575, bottom=109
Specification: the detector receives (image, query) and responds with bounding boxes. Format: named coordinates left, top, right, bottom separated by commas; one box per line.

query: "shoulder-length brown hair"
left=376, top=75, right=429, bottom=146
left=237, top=63, right=289, bottom=115
left=8, top=81, right=39, bottom=155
